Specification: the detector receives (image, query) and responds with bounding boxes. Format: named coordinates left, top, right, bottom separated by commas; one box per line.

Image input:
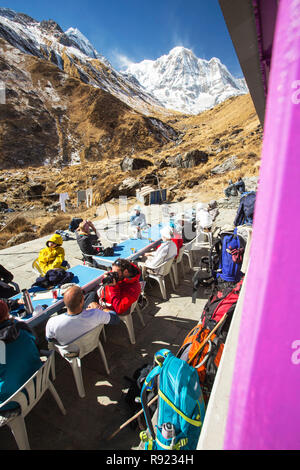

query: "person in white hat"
left=139, top=226, right=177, bottom=277
left=196, top=202, right=213, bottom=230
left=130, top=205, right=147, bottom=238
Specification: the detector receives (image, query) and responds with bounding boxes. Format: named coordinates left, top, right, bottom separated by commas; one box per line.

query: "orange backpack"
left=177, top=324, right=225, bottom=403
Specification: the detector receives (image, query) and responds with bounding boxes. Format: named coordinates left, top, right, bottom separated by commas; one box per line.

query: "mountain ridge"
left=124, top=46, right=248, bottom=114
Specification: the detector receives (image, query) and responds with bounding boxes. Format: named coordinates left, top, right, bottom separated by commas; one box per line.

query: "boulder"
left=0, top=201, right=8, bottom=211
left=211, top=156, right=238, bottom=174
left=230, top=128, right=243, bottom=136
left=6, top=232, right=36, bottom=247
left=118, top=177, right=140, bottom=196
left=166, top=150, right=208, bottom=168
left=120, top=156, right=153, bottom=172
left=26, top=183, right=46, bottom=197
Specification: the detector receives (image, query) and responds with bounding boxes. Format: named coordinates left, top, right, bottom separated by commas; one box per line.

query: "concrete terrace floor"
left=0, top=205, right=211, bottom=451
left=0, top=256, right=208, bottom=451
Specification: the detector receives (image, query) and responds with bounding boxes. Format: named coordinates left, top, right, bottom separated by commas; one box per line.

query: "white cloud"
left=109, top=50, right=135, bottom=70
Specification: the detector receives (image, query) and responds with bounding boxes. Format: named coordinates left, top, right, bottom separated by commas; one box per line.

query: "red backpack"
left=201, top=277, right=244, bottom=332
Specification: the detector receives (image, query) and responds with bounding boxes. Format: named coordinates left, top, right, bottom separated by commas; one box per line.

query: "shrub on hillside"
left=4, top=216, right=34, bottom=234
left=39, top=215, right=71, bottom=237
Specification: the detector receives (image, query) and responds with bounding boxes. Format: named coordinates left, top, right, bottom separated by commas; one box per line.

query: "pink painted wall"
left=225, top=0, right=300, bottom=450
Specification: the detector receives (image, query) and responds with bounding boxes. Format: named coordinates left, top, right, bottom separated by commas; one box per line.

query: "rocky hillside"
left=0, top=38, right=179, bottom=169
left=0, top=8, right=262, bottom=250
left=0, top=8, right=165, bottom=115
left=0, top=92, right=262, bottom=248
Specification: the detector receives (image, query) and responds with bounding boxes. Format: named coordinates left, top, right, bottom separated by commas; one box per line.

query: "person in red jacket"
left=97, top=259, right=141, bottom=315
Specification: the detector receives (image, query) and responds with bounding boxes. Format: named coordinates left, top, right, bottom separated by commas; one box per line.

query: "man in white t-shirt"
left=45, top=285, right=119, bottom=346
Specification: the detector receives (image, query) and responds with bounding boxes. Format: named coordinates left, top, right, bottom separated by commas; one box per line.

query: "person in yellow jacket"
left=37, top=233, right=67, bottom=275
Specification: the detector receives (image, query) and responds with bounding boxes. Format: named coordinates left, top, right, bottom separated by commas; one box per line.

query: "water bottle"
left=22, top=289, right=34, bottom=315
left=161, top=422, right=175, bottom=440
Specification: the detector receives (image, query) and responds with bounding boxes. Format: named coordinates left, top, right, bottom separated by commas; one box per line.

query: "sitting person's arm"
left=145, top=243, right=169, bottom=269
left=86, top=220, right=97, bottom=234
left=107, top=284, right=141, bottom=315
left=48, top=247, right=65, bottom=269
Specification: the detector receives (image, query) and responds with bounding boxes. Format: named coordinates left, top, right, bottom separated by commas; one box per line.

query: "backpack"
left=177, top=325, right=225, bottom=404
left=178, top=279, right=243, bottom=402
left=200, top=277, right=244, bottom=331
left=234, top=191, right=256, bottom=226
left=123, top=363, right=156, bottom=430
left=140, top=349, right=205, bottom=451
left=102, top=246, right=114, bottom=257
left=212, top=228, right=246, bottom=283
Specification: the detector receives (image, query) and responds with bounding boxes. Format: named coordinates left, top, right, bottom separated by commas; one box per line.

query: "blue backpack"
left=140, top=349, right=206, bottom=450
left=213, top=228, right=246, bottom=283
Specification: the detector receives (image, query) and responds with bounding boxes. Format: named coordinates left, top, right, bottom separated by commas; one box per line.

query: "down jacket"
left=98, top=264, right=141, bottom=315
left=37, top=234, right=66, bottom=275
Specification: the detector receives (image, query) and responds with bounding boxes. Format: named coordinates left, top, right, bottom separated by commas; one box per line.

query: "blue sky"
left=3, top=0, right=243, bottom=77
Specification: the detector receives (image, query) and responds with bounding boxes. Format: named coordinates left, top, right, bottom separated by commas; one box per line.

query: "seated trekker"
left=130, top=205, right=147, bottom=238
left=138, top=226, right=177, bottom=278
left=76, top=220, right=102, bottom=259
left=196, top=203, right=213, bottom=232
left=96, top=259, right=141, bottom=315
left=0, top=265, right=19, bottom=299
left=45, top=285, right=119, bottom=345
left=37, top=233, right=67, bottom=275
left=0, top=300, right=42, bottom=412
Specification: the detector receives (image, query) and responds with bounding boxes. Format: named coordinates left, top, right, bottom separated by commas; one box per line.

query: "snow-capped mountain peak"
left=124, top=47, right=247, bottom=114
left=64, top=27, right=110, bottom=65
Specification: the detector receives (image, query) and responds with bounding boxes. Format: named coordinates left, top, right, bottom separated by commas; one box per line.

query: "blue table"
left=92, top=223, right=164, bottom=268
left=10, top=265, right=105, bottom=328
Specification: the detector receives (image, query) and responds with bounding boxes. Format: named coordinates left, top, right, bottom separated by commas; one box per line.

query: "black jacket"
left=0, top=265, right=17, bottom=299
left=234, top=192, right=256, bottom=226
left=0, top=265, right=13, bottom=283
left=76, top=232, right=100, bottom=256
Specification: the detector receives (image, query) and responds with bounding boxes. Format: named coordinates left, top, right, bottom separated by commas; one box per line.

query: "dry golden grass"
left=0, top=93, right=262, bottom=249
left=38, top=214, right=72, bottom=237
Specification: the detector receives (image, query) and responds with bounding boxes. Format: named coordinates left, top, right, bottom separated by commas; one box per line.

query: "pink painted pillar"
left=225, top=0, right=300, bottom=450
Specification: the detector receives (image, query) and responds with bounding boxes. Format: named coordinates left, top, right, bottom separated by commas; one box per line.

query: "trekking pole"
left=106, top=316, right=227, bottom=442
left=187, top=314, right=228, bottom=366
left=106, top=395, right=158, bottom=441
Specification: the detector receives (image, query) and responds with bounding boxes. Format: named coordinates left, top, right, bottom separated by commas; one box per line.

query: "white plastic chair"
left=183, top=239, right=195, bottom=271
left=146, top=256, right=176, bottom=300
left=0, top=351, right=66, bottom=450
left=171, top=245, right=186, bottom=285
left=119, top=299, right=145, bottom=345
left=48, top=324, right=110, bottom=398
left=193, top=228, right=213, bottom=249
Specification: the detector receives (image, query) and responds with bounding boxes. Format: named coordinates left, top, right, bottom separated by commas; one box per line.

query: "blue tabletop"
left=10, top=265, right=105, bottom=327
left=92, top=223, right=164, bottom=267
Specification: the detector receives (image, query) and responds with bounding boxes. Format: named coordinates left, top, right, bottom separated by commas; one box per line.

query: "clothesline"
left=1, top=188, right=94, bottom=212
